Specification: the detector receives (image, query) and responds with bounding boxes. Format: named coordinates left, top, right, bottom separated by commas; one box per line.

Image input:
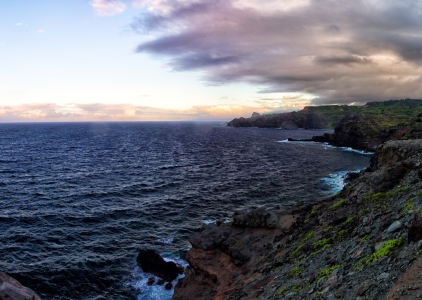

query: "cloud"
left=131, top=0, right=422, bottom=105
left=0, top=103, right=273, bottom=122
left=16, top=23, right=23, bottom=26
left=38, top=29, right=45, bottom=33
left=91, top=0, right=126, bottom=16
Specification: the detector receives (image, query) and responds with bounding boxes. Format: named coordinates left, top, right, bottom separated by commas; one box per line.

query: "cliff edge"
left=172, top=139, right=422, bottom=299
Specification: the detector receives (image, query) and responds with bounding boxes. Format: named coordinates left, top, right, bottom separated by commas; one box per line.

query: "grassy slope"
left=290, top=99, right=422, bottom=128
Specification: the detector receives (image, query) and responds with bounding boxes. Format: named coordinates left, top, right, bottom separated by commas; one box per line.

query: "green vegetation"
left=286, top=267, right=301, bottom=279
left=360, top=236, right=370, bottom=243
left=345, top=216, right=356, bottom=224
left=271, top=266, right=281, bottom=272
left=417, top=189, right=422, bottom=197
left=288, top=244, right=303, bottom=259
left=229, top=99, right=422, bottom=129
left=354, top=238, right=403, bottom=270
left=312, top=239, right=330, bottom=248
left=234, top=240, right=242, bottom=247
left=365, top=187, right=412, bottom=210
left=308, top=244, right=331, bottom=259
left=404, top=198, right=415, bottom=214
left=273, top=287, right=287, bottom=297
left=324, top=226, right=333, bottom=232
left=304, top=231, right=314, bottom=241
left=304, top=219, right=309, bottom=224
left=316, top=265, right=343, bottom=281
left=334, top=229, right=349, bottom=240
left=330, top=199, right=348, bottom=209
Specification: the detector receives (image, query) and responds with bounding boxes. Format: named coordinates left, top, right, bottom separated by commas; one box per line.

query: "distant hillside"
left=227, top=99, right=422, bottom=129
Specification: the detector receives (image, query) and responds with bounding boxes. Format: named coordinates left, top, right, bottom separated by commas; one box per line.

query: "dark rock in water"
left=233, top=208, right=278, bottom=229
left=147, top=277, right=155, bottom=286
left=165, top=282, right=173, bottom=290
left=408, top=214, right=422, bottom=242
left=177, top=264, right=184, bottom=275
left=157, top=279, right=165, bottom=286
left=136, top=249, right=179, bottom=282
left=0, top=271, right=42, bottom=300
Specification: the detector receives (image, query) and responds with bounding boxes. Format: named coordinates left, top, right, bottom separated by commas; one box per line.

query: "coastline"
left=172, top=139, right=422, bottom=299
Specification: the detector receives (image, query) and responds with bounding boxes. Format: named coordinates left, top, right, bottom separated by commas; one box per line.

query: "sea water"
left=0, top=122, right=371, bottom=299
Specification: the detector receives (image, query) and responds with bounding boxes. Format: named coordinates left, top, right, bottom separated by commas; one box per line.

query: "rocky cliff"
left=227, top=99, right=422, bottom=130
left=172, top=139, right=422, bottom=299
left=309, top=113, right=422, bottom=153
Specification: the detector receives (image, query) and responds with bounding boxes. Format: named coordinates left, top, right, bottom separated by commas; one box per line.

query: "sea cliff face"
left=311, top=114, right=422, bottom=153
left=227, top=99, right=422, bottom=130
left=172, top=139, right=422, bottom=299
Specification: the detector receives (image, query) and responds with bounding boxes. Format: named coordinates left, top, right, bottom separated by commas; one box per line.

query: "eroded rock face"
left=0, top=271, right=42, bottom=300
left=136, top=249, right=179, bottom=282
left=233, top=208, right=278, bottom=229
left=172, top=140, right=422, bottom=300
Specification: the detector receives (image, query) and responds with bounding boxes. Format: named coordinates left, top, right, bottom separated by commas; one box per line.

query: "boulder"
left=136, top=250, right=179, bottom=282
left=408, top=214, right=422, bottom=242
left=147, top=277, right=155, bottom=286
left=233, top=208, right=278, bottom=229
left=165, top=282, right=173, bottom=290
left=0, top=271, right=42, bottom=300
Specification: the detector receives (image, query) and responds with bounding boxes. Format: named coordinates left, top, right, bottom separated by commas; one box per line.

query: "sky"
left=1, top=0, right=422, bottom=122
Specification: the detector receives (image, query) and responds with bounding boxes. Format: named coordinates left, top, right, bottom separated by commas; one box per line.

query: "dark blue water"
left=0, top=122, right=370, bottom=300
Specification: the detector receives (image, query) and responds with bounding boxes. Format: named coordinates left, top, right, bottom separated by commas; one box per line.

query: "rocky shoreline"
left=171, top=120, right=422, bottom=299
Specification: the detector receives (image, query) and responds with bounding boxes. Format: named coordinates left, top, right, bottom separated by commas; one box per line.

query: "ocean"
left=0, top=122, right=371, bottom=300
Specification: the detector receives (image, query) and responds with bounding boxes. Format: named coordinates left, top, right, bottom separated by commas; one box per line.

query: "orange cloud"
left=0, top=103, right=284, bottom=122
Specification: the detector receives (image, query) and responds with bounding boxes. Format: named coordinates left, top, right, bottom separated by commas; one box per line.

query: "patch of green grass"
left=354, top=238, right=403, bottom=270
left=360, top=236, right=370, bottom=243
left=365, top=190, right=386, bottom=205
left=345, top=216, right=356, bottom=224
left=311, top=210, right=316, bottom=215
left=304, top=231, right=314, bottom=241
left=286, top=267, right=301, bottom=279
left=316, top=265, right=343, bottom=280
left=292, top=281, right=308, bottom=292
left=312, top=238, right=329, bottom=248
left=396, top=186, right=410, bottom=193
left=417, top=190, right=422, bottom=197
left=324, top=226, right=333, bottom=232
left=273, top=287, right=287, bottom=297
left=304, top=219, right=309, bottom=224
left=308, top=244, right=331, bottom=259
left=288, top=244, right=303, bottom=259
left=334, top=229, right=349, bottom=239
left=404, top=198, right=415, bottom=214
left=330, top=199, right=348, bottom=209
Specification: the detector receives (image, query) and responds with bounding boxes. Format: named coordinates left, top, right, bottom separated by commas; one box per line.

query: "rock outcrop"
left=136, top=249, right=180, bottom=282
left=0, top=271, right=42, bottom=300
left=172, top=139, right=422, bottom=299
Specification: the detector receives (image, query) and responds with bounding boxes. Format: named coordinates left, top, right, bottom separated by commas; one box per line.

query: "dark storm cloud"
left=133, top=0, right=422, bottom=104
